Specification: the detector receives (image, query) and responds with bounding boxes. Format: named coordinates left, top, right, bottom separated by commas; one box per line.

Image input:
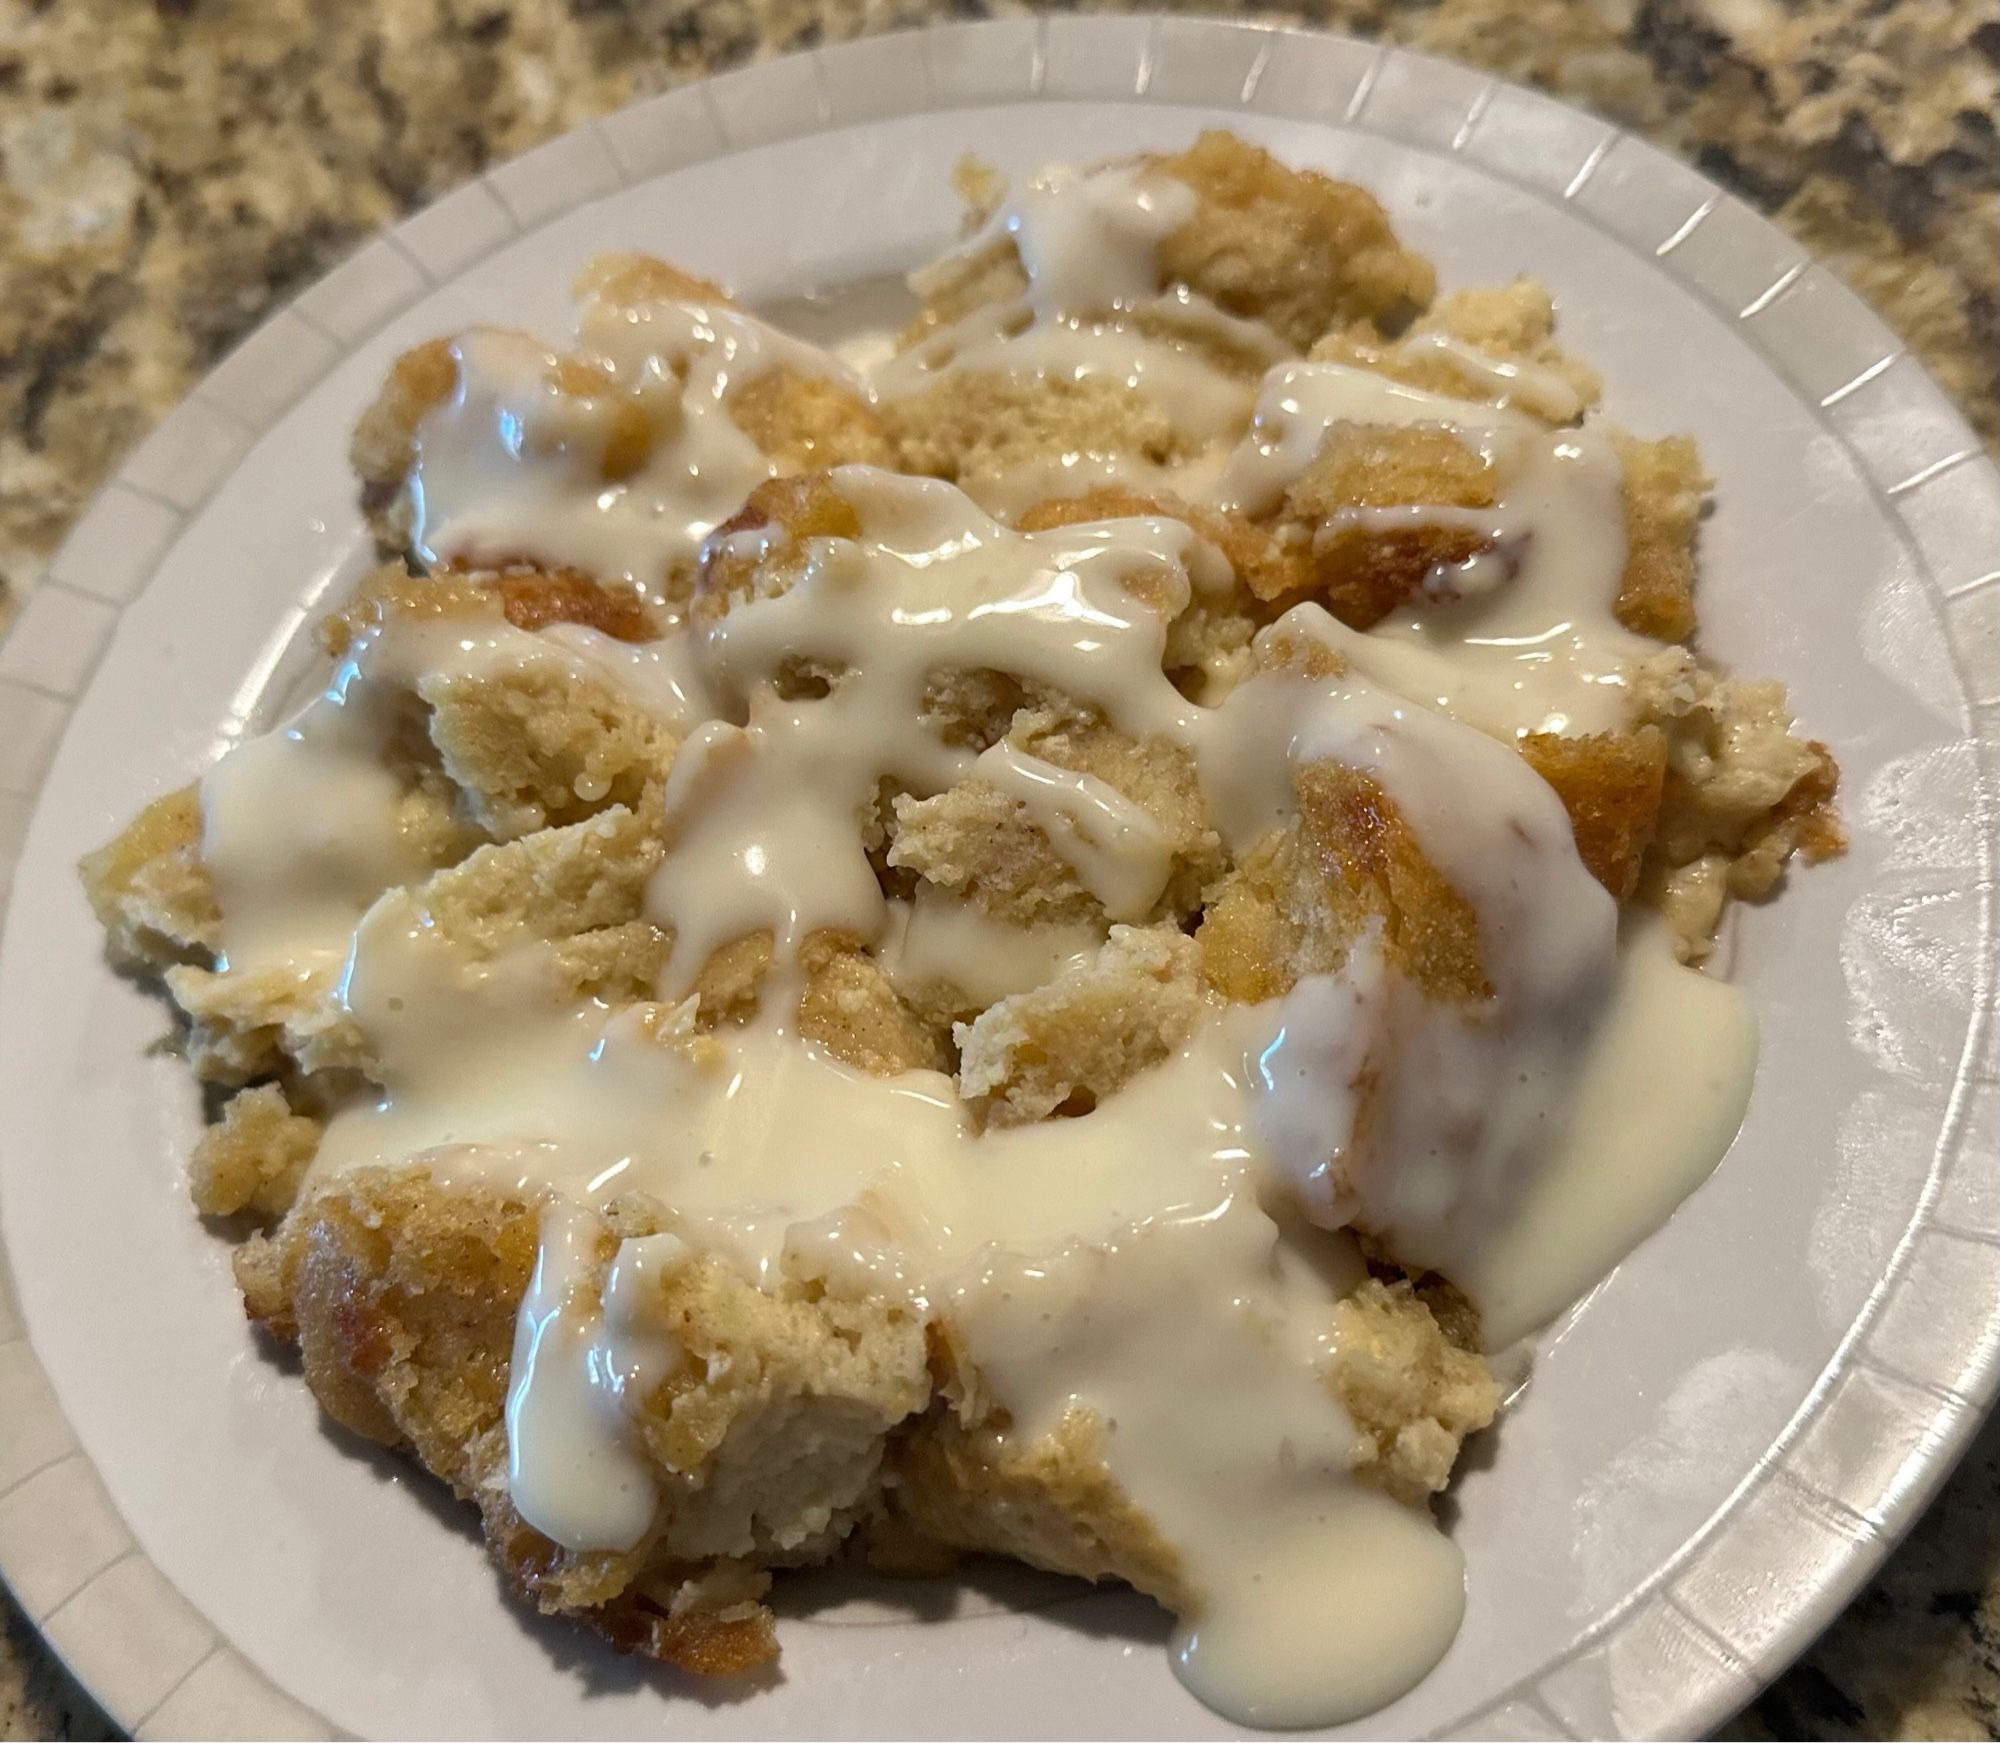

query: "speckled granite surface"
left=0, top=0, right=1994, bottom=1737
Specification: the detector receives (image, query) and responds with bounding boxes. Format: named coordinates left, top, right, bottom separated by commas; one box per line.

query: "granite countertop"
left=0, top=0, right=1995, bottom=1737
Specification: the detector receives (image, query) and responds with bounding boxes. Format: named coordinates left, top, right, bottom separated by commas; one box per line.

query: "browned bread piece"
left=1518, top=728, right=1669, bottom=902
left=236, top=1168, right=931, bottom=1677
left=1308, top=280, right=1602, bottom=421
left=1628, top=649, right=1844, bottom=956
left=1150, top=132, right=1435, bottom=346
left=729, top=367, right=895, bottom=472
left=1279, top=425, right=1500, bottom=629
left=693, top=471, right=863, bottom=628
left=77, top=784, right=219, bottom=973
left=1612, top=432, right=1707, bottom=643
left=352, top=255, right=889, bottom=565
left=904, top=130, right=1434, bottom=353
left=1198, top=759, right=1491, bottom=1007
left=1015, top=483, right=1310, bottom=603
left=955, top=924, right=1207, bottom=1124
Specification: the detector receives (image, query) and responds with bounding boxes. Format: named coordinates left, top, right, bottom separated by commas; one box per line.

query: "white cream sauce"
left=877, top=890, right=1099, bottom=1008
left=877, top=164, right=1282, bottom=516
left=1217, top=360, right=1655, bottom=739
left=201, top=610, right=679, bottom=977
left=409, top=299, right=858, bottom=599
left=505, top=1202, right=678, bottom=1552
left=1397, top=330, right=1588, bottom=424
left=199, top=155, right=1771, bottom=1728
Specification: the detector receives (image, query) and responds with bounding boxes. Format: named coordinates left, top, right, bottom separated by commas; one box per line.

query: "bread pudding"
left=82, top=131, right=1842, bottom=1726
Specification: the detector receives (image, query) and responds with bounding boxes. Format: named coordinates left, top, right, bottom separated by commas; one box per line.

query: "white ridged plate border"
left=0, top=17, right=1994, bottom=1740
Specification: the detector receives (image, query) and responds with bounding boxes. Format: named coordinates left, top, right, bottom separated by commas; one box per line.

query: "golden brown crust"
left=1518, top=728, right=1669, bottom=902
left=1280, top=425, right=1501, bottom=629
left=727, top=367, right=895, bottom=473
left=248, top=1168, right=929, bottom=1677
left=1198, top=762, right=1491, bottom=1007
left=1015, top=484, right=1309, bottom=604
left=318, top=561, right=662, bottom=659
left=1612, top=432, right=1707, bottom=643
left=574, top=252, right=735, bottom=311
left=350, top=337, right=462, bottom=551
left=77, top=783, right=220, bottom=972
left=1151, top=132, right=1436, bottom=346
left=693, top=471, right=863, bottom=628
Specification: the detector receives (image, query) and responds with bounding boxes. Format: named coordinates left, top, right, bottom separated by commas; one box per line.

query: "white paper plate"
left=1, top=18, right=1995, bottom=1740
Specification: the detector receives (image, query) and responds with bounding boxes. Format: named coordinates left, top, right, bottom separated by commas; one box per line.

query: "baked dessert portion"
left=82, top=131, right=1841, bottom=1725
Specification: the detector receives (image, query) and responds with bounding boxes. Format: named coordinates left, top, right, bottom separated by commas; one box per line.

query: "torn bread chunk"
left=1151, top=132, right=1436, bottom=347
left=320, top=562, right=663, bottom=657
left=1199, top=759, right=1491, bottom=1007
left=910, top=133, right=1435, bottom=351
left=78, top=785, right=220, bottom=973
left=1612, top=432, right=1707, bottom=644
left=401, top=805, right=668, bottom=1001
left=1309, top=280, right=1602, bottom=424
left=728, top=366, right=896, bottom=472
left=883, top=374, right=1186, bottom=500
left=190, top=1084, right=323, bottom=1221
left=797, top=933, right=954, bottom=1077
left=1279, top=424, right=1502, bottom=630
left=887, top=708, right=1223, bottom=932
left=161, top=958, right=370, bottom=1085
left=352, top=253, right=885, bottom=589
left=1325, top=1278, right=1500, bottom=1505
left=320, top=563, right=683, bottom=842
left=887, top=1398, right=1192, bottom=1608
left=1629, top=649, right=1843, bottom=957
left=237, top=1169, right=928, bottom=1673
left=1518, top=728, right=1669, bottom=902
left=956, top=924, right=1206, bottom=1124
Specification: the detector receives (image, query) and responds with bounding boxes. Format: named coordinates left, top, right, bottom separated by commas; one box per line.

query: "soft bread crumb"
left=249, top=1168, right=928, bottom=1673
left=956, top=924, right=1206, bottom=1124
left=727, top=367, right=895, bottom=472
left=161, top=959, right=367, bottom=1085
left=889, top=778, right=1102, bottom=926
left=1629, top=649, right=1843, bottom=958
left=189, top=1084, right=322, bottom=1220
left=884, top=374, right=1183, bottom=496
left=422, top=659, right=679, bottom=841
left=1309, top=280, right=1602, bottom=419
left=77, top=784, right=220, bottom=973
left=1326, top=1277, right=1500, bottom=1505
left=883, top=1328, right=1191, bottom=1609
left=407, top=804, right=668, bottom=1001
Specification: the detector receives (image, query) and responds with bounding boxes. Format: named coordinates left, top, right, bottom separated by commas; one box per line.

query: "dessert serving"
left=81, top=131, right=1843, bottom=1726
